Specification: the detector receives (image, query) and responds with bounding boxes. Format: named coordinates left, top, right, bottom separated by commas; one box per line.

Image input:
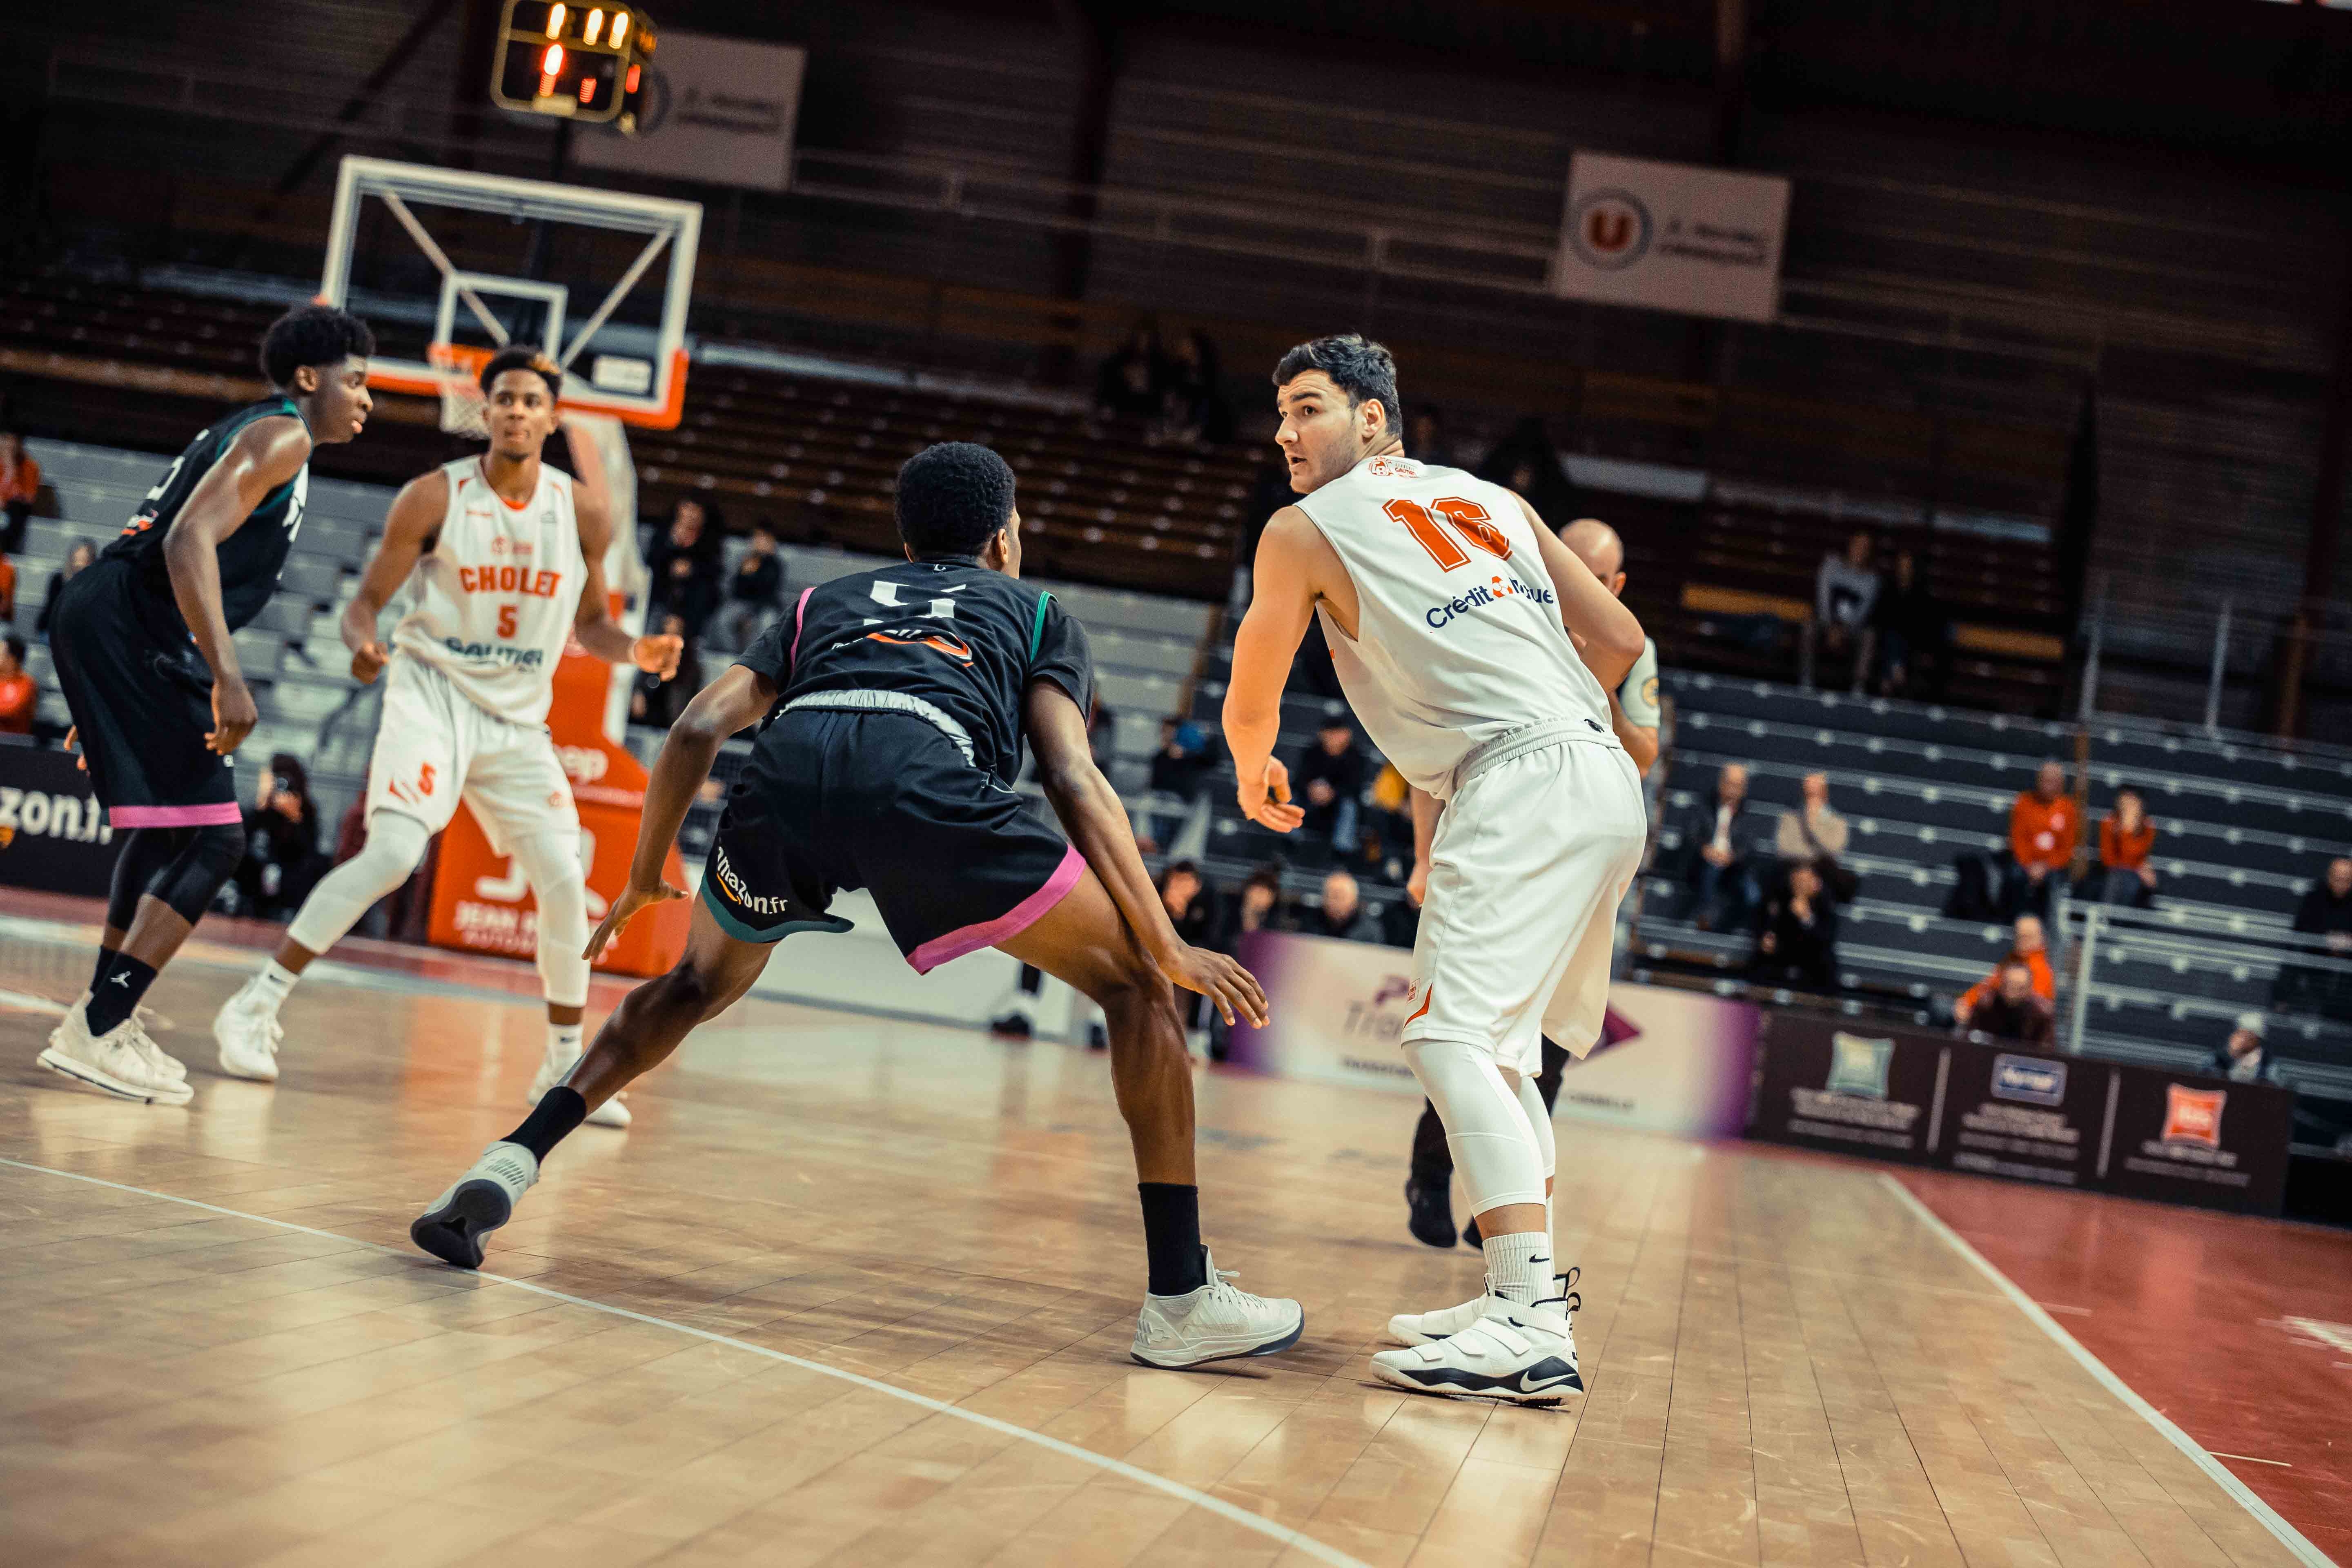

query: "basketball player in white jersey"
left=1224, top=335, right=1649, bottom=1404
left=212, top=348, right=682, bottom=1125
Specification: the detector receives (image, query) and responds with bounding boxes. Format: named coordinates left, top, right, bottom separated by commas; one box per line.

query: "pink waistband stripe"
left=110, top=802, right=245, bottom=829
left=908, top=845, right=1085, bottom=974
left=789, top=586, right=815, bottom=670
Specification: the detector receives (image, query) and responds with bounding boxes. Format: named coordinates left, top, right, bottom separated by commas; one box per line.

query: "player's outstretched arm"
left=343, top=471, right=446, bottom=684
left=162, top=415, right=313, bottom=754
left=586, top=663, right=773, bottom=959
left=562, top=421, right=681, bottom=678
left=1223, top=508, right=1331, bottom=834
left=1519, top=496, right=1646, bottom=691
left=1026, top=680, right=1267, bottom=1026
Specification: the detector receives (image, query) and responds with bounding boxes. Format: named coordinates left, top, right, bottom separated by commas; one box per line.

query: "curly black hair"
left=1272, top=333, right=1401, bottom=435
left=258, top=304, right=376, bottom=388
left=478, top=344, right=563, bottom=401
left=895, top=441, right=1016, bottom=557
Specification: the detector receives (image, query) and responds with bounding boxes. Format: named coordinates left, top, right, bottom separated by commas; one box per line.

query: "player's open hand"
left=350, top=640, right=391, bottom=684
left=207, top=680, right=258, bottom=756
left=1159, top=943, right=1270, bottom=1029
left=586, top=875, right=686, bottom=960
left=65, top=726, right=84, bottom=773
left=632, top=633, right=684, bottom=681
left=1406, top=858, right=1429, bottom=908
left=1237, top=757, right=1304, bottom=833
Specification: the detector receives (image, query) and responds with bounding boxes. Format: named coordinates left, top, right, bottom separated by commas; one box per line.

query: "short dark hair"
left=1272, top=334, right=1401, bottom=434
left=895, top=441, right=1016, bottom=557
left=258, top=304, right=375, bottom=388
left=479, top=345, right=563, bottom=402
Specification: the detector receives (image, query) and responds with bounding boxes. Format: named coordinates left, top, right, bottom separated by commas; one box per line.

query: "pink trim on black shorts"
left=789, top=586, right=815, bottom=669
left=110, top=802, right=244, bottom=829
left=908, top=844, right=1085, bottom=974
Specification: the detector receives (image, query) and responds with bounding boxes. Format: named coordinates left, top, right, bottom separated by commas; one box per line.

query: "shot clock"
left=491, top=1, right=656, bottom=130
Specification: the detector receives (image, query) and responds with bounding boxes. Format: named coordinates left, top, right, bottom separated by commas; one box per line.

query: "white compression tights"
left=1402, top=1037, right=1555, bottom=1216
left=508, top=829, right=590, bottom=1011
left=287, top=811, right=432, bottom=957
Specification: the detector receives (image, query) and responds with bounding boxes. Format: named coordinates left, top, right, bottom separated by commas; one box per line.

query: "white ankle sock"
left=250, top=960, right=299, bottom=1007
left=1483, top=1231, right=1554, bottom=1305
left=547, top=1022, right=584, bottom=1066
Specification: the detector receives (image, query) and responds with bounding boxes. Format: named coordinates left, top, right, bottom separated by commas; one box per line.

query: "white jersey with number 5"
left=391, top=456, right=588, bottom=726
left=1292, top=452, right=1614, bottom=799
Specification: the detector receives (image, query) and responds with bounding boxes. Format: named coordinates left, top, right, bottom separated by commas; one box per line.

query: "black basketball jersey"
left=738, top=557, right=1096, bottom=788
left=100, top=396, right=311, bottom=635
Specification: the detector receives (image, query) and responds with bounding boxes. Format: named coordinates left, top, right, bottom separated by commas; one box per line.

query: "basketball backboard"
left=319, top=155, right=702, bottom=429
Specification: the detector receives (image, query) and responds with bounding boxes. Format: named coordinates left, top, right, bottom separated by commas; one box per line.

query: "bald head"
left=1561, top=517, right=1626, bottom=597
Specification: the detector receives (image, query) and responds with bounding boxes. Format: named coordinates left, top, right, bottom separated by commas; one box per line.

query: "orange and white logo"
left=2161, top=1084, right=2226, bottom=1148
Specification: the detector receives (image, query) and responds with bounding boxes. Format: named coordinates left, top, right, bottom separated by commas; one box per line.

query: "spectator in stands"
left=1406, top=407, right=1458, bottom=468
left=1087, top=695, right=1118, bottom=775
left=710, top=524, right=785, bottom=653
left=1679, top=762, right=1763, bottom=931
left=2088, top=788, right=2158, bottom=908
left=0, top=431, right=36, bottom=556
left=0, top=633, right=33, bottom=736
left=1869, top=547, right=1944, bottom=698
left=1967, top=962, right=2054, bottom=1047
left=2004, top=760, right=2077, bottom=918
left=1143, top=716, right=1215, bottom=853
left=1775, top=770, right=1854, bottom=900
left=1476, top=416, right=1577, bottom=516
left=630, top=612, right=702, bottom=729
left=2280, top=856, right=2352, bottom=1020
left=2203, top=1012, right=2284, bottom=1086
left=1214, top=862, right=1288, bottom=955
left=646, top=498, right=724, bottom=637
left=1094, top=321, right=1168, bottom=420
left=1750, top=860, right=1839, bottom=991
left=1155, top=859, right=1215, bottom=950
left=1294, top=717, right=1368, bottom=856
left=34, top=540, right=93, bottom=639
left=1801, top=530, right=1880, bottom=691
left=1953, top=914, right=2054, bottom=1028
left=1362, top=759, right=1416, bottom=882
left=235, top=753, right=327, bottom=921
left=0, top=541, right=14, bottom=625
left=1303, top=869, right=1383, bottom=943
left=1160, top=329, right=1232, bottom=445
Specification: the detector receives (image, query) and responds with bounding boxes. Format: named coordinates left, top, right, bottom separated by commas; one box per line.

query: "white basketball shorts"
left=363, top=655, right=579, bottom=855
left=1404, top=734, right=1647, bottom=1076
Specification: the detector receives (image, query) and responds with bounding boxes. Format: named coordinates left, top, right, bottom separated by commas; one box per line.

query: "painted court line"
left=0, top=1154, right=1371, bottom=1568
left=1878, top=1174, right=2332, bottom=1568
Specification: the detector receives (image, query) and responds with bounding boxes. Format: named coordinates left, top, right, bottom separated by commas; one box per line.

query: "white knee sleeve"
left=512, top=830, right=590, bottom=1009
left=1403, top=1038, right=1549, bottom=1215
left=1508, top=1067, right=1556, bottom=1183
left=286, top=811, right=430, bottom=956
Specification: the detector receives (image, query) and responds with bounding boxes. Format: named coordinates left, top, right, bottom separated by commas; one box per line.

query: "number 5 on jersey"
left=497, top=604, right=519, bottom=638
left=1383, top=497, right=1512, bottom=570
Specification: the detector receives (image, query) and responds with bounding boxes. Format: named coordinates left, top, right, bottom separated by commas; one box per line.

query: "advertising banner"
left=1222, top=931, right=1757, bottom=1138
left=574, top=29, right=807, bottom=194
left=1752, top=1013, right=1947, bottom=1165
left=2101, top=1067, right=2292, bottom=1215
left=0, top=741, right=120, bottom=896
left=1938, top=1044, right=2106, bottom=1189
left=1552, top=152, right=1791, bottom=323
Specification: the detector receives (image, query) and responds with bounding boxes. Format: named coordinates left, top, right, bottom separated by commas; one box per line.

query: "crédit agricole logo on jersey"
left=1423, top=571, right=1557, bottom=630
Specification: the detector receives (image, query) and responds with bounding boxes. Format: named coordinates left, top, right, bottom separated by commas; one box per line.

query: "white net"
left=428, top=343, right=492, bottom=440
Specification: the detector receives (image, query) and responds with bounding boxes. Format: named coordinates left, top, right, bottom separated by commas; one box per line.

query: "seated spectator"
left=1159, top=329, right=1232, bottom=445
left=1869, top=548, right=1944, bottom=698
left=1953, top=914, right=2054, bottom=1028
left=0, top=431, right=37, bottom=556
left=629, top=613, right=701, bottom=729
left=1094, top=321, right=1167, bottom=420
left=1405, top=406, right=1457, bottom=468
left=0, top=633, right=33, bottom=735
left=646, top=498, right=724, bottom=637
left=1294, top=718, right=1367, bottom=855
left=1303, top=869, right=1382, bottom=943
left=1155, top=859, right=1214, bottom=948
left=1750, top=860, right=1839, bottom=990
left=235, top=753, right=328, bottom=920
left=34, top=540, right=93, bottom=639
left=711, top=524, right=785, bottom=653
left=1475, top=416, right=1578, bottom=517
left=1142, top=716, right=1215, bottom=852
left=1677, top=762, right=1762, bottom=931
left=1775, top=770, right=1855, bottom=902
left=2279, top=856, right=2352, bottom=1020
left=1214, top=862, right=1289, bottom=953
left=1087, top=695, right=1118, bottom=774
left=1967, top=961, right=2054, bottom=1047
left=2003, top=760, right=2077, bottom=919
left=0, top=543, right=15, bottom=625
left=2203, top=1012, right=2284, bottom=1086
left=2087, top=788, right=2158, bottom=907
left=1801, top=531, right=1880, bottom=692
left=1361, top=759, right=1416, bottom=882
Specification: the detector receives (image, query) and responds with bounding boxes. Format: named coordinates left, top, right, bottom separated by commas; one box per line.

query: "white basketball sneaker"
left=212, top=982, right=284, bottom=1081
left=69, top=990, right=186, bottom=1082
left=410, top=1141, right=539, bottom=1270
left=39, top=1002, right=194, bottom=1107
left=1371, top=1294, right=1583, bottom=1406
left=1389, top=1266, right=1577, bottom=1346
left=528, top=1048, right=630, bottom=1128
left=1130, top=1250, right=1305, bottom=1368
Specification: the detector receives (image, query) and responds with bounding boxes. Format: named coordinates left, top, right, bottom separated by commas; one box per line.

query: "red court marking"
left=1895, top=1167, right=2352, bottom=1563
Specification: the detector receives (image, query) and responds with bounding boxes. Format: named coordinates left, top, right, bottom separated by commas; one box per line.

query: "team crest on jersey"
left=1367, top=455, right=1423, bottom=479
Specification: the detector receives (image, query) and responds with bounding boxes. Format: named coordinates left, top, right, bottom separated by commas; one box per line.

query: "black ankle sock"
left=502, top=1087, right=587, bottom=1161
left=1137, top=1183, right=1207, bottom=1296
left=86, top=954, right=158, bottom=1037
left=89, top=947, right=119, bottom=995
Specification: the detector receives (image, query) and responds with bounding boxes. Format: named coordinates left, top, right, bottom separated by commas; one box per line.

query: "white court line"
left=1877, top=1174, right=2334, bottom=1568
left=2212, top=1454, right=2294, bottom=1468
left=0, top=1154, right=1370, bottom=1568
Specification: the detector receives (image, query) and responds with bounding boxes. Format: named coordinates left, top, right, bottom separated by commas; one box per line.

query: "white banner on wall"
left=1551, top=152, right=1791, bottom=324
left=574, top=30, right=806, bottom=194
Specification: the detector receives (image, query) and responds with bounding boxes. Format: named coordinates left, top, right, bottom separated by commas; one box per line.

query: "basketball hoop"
left=428, top=342, right=497, bottom=439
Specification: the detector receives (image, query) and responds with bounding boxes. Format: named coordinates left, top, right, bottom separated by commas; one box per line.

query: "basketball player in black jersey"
left=38, top=304, right=376, bottom=1105
left=413, top=442, right=1307, bottom=1369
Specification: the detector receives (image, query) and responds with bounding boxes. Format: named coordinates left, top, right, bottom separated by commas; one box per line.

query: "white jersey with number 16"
left=391, top=455, right=588, bottom=726
left=1291, top=452, right=1614, bottom=799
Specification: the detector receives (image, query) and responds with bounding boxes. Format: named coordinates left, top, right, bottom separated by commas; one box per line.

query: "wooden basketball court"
left=0, top=905, right=2337, bottom=1568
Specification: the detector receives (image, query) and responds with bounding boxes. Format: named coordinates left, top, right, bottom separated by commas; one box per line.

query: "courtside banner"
left=1222, top=931, right=1757, bottom=1137
left=2099, top=1067, right=2291, bottom=1215
left=0, top=740, right=120, bottom=896
left=1937, top=1042, right=2105, bottom=1190
left=1753, top=1012, right=1947, bottom=1165
left=1552, top=153, right=1791, bottom=323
